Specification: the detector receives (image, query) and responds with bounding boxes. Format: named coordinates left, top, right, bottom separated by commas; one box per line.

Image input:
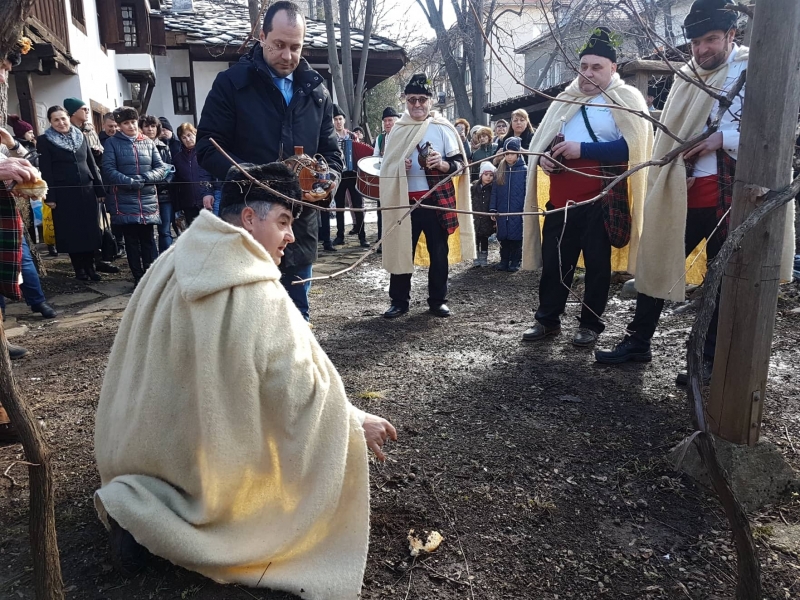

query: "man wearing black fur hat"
left=595, top=0, right=795, bottom=386
left=196, top=1, right=342, bottom=321
left=379, top=74, right=475, bottom=319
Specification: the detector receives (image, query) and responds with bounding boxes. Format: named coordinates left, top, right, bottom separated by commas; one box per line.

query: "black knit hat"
left=404, top=73, right=433, bottom=97
left=113, top=106, right=139, bottom=124
left=683, top=0, right=737, bottom=39
left=220, top=163, right=303, bottom=219
left=332, top=104, right=346, bottom=118
left=382, top=106, right=400, bottom=119
left=578, top=27, right=619, bottom=63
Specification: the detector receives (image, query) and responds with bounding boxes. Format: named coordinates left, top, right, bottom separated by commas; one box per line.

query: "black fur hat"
left=683, top=0, right=738, bottom=40
left=579, top=27, right=619, bottom=63
left=332, top=104, right=346, bottom=118
left=220, top=162, right=303, bottom=218
left=404, top=73, right=433, bottom=97
left=382, top=106, right=400, bottom=119
left=113, top=106, right=139, bottom=124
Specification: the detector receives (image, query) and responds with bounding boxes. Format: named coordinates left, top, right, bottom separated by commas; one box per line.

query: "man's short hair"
left=219, top=163, right=303, bottom=222
left=102, top=112, right=115, bottom=122
left=263, top=1, right=304, bottom=34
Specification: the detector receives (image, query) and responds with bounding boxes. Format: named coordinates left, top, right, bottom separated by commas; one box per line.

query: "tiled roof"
left=158, top=0, right=404, bottom=54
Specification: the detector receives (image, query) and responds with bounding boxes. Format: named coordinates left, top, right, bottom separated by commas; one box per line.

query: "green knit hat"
left=63, top=97, right=87, bottom=116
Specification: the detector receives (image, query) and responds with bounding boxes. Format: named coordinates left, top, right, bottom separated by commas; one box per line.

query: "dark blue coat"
left=195, top=45, right=343, bottom=270
left=172, top=146, right=214, bottom=210
left=102, top=132, right=168, bottom=226
left=490, top=158, right=527, bottom=241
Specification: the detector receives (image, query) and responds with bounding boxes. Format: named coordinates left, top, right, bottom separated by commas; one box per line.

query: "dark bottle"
left=684, top=155, right=697, bottom=178
left=548, top=116, right=567, bottom=174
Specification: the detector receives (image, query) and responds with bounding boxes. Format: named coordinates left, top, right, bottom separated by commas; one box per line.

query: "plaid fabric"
left=423, top=171, right=460, bottom=234
left=0, top=185, right=23, bottom=301
left=716, top=150, right=736, bottom=239
left=599, top=163, right=631, bottom=248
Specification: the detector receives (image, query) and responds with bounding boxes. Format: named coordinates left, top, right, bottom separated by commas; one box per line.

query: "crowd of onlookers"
left=6, top=98, right=221, bottom=289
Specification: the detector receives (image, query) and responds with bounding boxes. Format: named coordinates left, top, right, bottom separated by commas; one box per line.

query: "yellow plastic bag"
left=42, top=202, right=56, bottom=246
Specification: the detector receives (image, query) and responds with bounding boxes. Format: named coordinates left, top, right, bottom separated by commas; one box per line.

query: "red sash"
left=687, top=175, right=718, bottom=209
left=548, top=158, right=603, bottom=209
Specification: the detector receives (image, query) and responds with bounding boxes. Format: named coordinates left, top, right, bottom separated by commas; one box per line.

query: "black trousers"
left=69, top=252, right=94, bottom=275
left=476, top=235, right=489, bottom=253
left=389, top=206, right=449, bottom=310
left=536, top=201, right=611, bottom=333
left=318, top=198, right=334, bottom=244
left=499, top=239, right=522, bottom=265
left=184, top=207, right=202, bottom=226
left=627, top=207, right=724, bottom=359
left=335, top=173, right=365, bottom=240
left=121, top=224, right=155, bottom=281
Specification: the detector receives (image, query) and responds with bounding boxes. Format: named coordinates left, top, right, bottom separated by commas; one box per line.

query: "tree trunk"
left=469, top=0, right=487, bottom=125
left=352, top=0, right=374, bottom=127
left=422, top=0, right=472, bottom=120
left=338, top=0, right=356, bottom=126
left=322, top=0, right=348, bottom=113
left=247, top=0, right=261, bottom=33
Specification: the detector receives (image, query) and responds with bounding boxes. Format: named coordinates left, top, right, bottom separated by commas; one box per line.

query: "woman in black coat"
left=38, top=105, right=105, bottom=280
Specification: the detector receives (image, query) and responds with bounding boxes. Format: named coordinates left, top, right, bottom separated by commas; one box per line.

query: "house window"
left=71, top=0, right=86, bottom=26
left=121, top=4, right=138, bottom=48
left=172, top=78, right=193, bottom=115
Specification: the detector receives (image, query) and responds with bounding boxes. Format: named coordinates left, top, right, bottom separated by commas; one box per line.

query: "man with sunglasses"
left=196, top=1, right=342, bottom=321
left=379, top=74, right=475, bottom=319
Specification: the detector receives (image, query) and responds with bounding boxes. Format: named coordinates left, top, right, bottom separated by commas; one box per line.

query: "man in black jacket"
left=196, top=0, right=342, bottom=321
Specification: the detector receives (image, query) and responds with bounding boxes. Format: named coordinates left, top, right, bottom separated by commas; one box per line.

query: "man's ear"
left=240, top=206, right=256, bottom=233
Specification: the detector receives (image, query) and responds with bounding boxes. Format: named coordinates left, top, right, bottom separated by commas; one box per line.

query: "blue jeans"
left=0, top=236, right=46, bottom=311
left=213, top=189, right=221, bottom=216
left=158, top=201, right=174, bottom=253
left=280, top=263, right=312, bottom=321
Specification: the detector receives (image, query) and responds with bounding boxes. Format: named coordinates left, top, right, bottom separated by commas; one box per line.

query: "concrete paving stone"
left=3, top=303, right=30, bottom=316
left=56, top=312, right=113, bottom=329
left=77, top=295, right=131, bottom=314
left=49, top=292, right=103, bottom=306
left=86, top=280, right=135, bottom=297
left=5, top=324, right=29, bottom=339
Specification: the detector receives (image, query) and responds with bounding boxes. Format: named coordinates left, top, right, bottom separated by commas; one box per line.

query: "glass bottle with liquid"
left=548, top=116, right=567, bottom=174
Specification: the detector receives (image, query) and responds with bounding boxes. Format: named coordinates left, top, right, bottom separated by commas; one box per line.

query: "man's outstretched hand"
left=362, top=413, right=397, bottom=462
left=0, top=157, right=38, bottom=183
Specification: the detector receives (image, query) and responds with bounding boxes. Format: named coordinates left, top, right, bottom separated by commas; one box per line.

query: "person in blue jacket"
left=102, top=107, right=168, bottom=285
left=490, top=137, right=527, bottom=272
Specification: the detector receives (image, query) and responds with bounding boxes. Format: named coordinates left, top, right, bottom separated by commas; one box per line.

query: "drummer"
left=373, top=107, right=400, bottom=158
left=372, top=107, right=400, bottom=245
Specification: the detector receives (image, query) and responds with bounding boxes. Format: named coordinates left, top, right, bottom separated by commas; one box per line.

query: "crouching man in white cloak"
left=94, top=162, right=397, bottom=600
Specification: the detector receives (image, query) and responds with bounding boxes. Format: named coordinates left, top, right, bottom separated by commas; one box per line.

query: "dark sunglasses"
left=406, top=97, right=429, bottom=105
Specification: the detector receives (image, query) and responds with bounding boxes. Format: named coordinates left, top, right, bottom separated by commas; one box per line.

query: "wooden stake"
left=707, top=0, right=800, bottom=445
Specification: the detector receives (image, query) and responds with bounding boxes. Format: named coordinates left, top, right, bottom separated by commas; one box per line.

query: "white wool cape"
left=635, top=46, right=795, bottom=301
left=94, top=211, right=370, bottom=599
left=379, top=112, right=475, bottom=274
left=522, top=73, right=653, bottom=273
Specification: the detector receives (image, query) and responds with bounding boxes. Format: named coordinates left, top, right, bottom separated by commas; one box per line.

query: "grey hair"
left=220, top=200, right=275, bottom=223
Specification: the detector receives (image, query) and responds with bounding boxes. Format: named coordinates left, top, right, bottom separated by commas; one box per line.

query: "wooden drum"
left=356, top=156, right=382, bottom=200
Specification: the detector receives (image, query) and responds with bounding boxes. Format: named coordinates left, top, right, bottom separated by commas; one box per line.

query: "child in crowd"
left=471, top=161, right=496, bottom=267
left=490, top=137, right=527, bottom=272
left=470, top=127, right=498, bottom=180
left=102, top=107, right=168, bottom=285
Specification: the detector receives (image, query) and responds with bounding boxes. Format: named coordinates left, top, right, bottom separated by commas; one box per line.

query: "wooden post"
left=13, top=71, right=37, bottom=134
left=707, top=0, right=800, bottom=445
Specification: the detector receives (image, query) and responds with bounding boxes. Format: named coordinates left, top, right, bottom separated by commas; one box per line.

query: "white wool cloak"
left=94, top=211, right=370, bottom=599
left=380, top=112, right=475, bottom=274
left=522, top=73, right=653, bottom=273
left=635, top=46, right=795, bottom=301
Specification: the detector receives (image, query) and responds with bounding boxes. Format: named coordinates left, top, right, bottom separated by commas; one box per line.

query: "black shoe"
left=494, top=261, right=509, bottom=272
left=676, top=359, right=713, bottom=386
left=0, top=422, right=20, bottom=445
left=522, top=322, right=561, bottom=341
left=322, top=242, right=337, bottom=252
left=47, top=245, right=58, bottom=257
left=429, top=304, right=451, bottom=317
left=383, top=305, right=408, bottom=319
left=572, top=328, right=598, bottom=347
left=348, top=229, right=357, bottom=235
left=8, top=344, right=28, bottom=360
left=31, top=302, right=57, bottom=319
left=87, top=267, right=102, bottom=282
left=594, top=335, right=652, bottom=364
left=376, top=246, right=382, bottom=254
left=508, top=263, right=520, bottom=273
left=359, top=240, right=370, bottom=248
left=95, top=261, right=120, bottom=274
left=108, top=518, right=149, bottom=579
left=332, top=236, right=345, bottom=246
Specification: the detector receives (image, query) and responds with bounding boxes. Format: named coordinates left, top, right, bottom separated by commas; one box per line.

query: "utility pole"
left=707, top=0, right=800, bottom=445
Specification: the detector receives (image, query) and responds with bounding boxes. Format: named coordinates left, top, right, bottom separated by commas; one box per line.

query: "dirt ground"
left=1, top=235, right=799, bottom=600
